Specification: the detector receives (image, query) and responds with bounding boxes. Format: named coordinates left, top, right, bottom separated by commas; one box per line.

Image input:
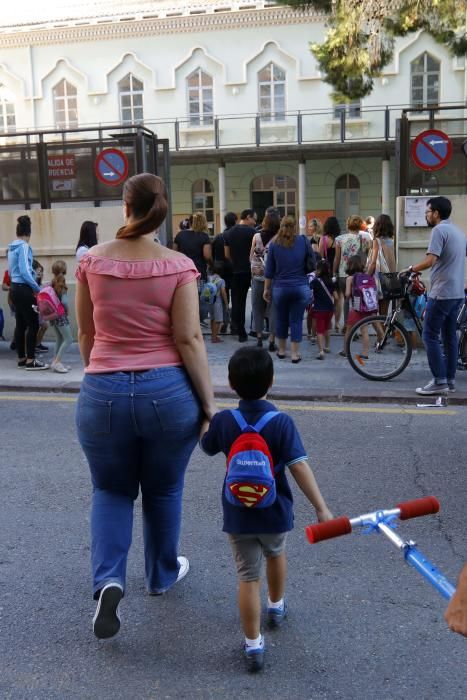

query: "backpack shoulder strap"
left=253, top=411, right=279, bottom=433
left=230, top=409, right=249, bottom=431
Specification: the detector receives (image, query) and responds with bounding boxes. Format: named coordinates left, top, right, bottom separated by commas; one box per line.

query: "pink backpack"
left=36, top=285, right=65, bottom=321
left=352, top=273, right=378, bottom=313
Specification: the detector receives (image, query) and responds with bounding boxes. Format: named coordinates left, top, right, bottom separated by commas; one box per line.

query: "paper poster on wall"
left=404, top=197, right=429, bottom=227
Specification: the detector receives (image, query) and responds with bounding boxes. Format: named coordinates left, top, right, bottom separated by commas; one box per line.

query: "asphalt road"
left=0, top=395, right=465, bottom=700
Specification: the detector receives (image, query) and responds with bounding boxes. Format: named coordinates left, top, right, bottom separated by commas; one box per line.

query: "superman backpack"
left=225, top=410, right=279, bottom=508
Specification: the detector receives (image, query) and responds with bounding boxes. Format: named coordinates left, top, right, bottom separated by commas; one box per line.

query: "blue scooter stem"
left=404, top=546, right=456, bottom=600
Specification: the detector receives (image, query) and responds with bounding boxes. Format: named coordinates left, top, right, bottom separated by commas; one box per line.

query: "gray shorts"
left=228, top=532, right=287, bottom=581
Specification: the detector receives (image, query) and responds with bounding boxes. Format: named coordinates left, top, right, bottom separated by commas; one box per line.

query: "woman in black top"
left=173, top=212, right=212, bottom=280
left=319, top=216, right=341, bottom=331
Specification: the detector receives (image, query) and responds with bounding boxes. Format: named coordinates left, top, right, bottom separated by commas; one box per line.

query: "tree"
left=279, top=0, right=467, bottom=101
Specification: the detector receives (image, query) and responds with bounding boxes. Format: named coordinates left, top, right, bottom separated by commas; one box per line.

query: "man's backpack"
left=199, top=280, right=218, bottom=305
left=225, top=410, right=279, bottom=508
left=36, top=285, right=65, bottom=321
left=352, top=273, right=378, bottom=313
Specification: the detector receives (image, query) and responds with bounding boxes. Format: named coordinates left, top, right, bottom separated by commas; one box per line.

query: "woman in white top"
left=76, top=221, right=98, bottom=262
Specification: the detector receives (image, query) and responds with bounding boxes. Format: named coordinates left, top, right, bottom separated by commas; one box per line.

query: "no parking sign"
left=411, top=129, right=452, bottom=172
left=95, top=148, right=129, bottom=186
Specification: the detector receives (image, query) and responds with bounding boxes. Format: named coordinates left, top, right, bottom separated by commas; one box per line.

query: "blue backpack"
left=200, top=280, right=218, bottom=305
left=225, top=410, right=279, bottom=508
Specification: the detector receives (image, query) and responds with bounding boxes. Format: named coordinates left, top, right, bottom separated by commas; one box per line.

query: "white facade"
left=0, top=0, right=466, bottom=231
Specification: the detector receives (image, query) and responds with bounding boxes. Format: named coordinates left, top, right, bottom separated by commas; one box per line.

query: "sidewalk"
left=1, top=333, right=466, bottom=404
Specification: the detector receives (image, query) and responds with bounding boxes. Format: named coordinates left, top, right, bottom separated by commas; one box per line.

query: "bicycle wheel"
left=346, top=315, right=412, bottom=380
left=459, top=330, right=467, bottom=368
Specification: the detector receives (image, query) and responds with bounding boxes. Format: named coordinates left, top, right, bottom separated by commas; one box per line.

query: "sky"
left=1, top=1, right=168, bottom=27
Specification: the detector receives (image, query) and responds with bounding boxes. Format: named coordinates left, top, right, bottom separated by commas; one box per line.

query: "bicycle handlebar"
left=305, top=496, right=440, bottom=544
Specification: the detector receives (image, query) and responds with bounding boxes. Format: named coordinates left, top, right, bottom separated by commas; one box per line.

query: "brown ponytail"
left=117, top=173, right=168, bottom=239
left=275, top=215, right=297, bottom=248
left=51, top=259, right=68, bottom=298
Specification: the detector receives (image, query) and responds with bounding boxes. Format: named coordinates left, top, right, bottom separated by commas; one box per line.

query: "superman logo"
left=229, top=482, right=270, bottom=507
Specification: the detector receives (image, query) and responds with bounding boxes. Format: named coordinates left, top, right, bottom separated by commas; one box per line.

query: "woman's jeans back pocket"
left=77, top=392, right=112, bottom=435
left=152, top=389, right=200, bottom=435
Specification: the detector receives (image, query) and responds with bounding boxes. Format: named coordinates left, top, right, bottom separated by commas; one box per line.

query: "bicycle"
left=345, top=271, right=467, bottom=381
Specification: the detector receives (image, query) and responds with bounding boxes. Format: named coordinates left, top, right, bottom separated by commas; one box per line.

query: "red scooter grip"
left=305, top=516, right=352, bottom=544
left=397, top=496, right=440, bottom=520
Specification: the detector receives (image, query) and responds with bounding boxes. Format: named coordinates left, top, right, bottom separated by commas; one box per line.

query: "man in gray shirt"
left=407, top=197, right=466, bottom=395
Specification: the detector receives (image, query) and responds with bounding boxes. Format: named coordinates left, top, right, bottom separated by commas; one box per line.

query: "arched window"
left=411, top=53, right=440, bottom=109
left=335, top=174, right=360, bottom=229
left=251, top=174, right=296, bottom=221
left=258, top=62, right=286, bottom=122
left=192, top=179, right=214, bottom=232
left=119, top=74, right=144, bottom=125
left=0, top=84, right=15, bottom=133
left=53, top=79, right=78, bottom=129
left=187, top=69, right=213, bottom=127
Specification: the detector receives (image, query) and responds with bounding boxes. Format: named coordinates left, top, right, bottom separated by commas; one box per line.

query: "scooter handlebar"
left=305, top=516, right=352, bottom=544
left=396, top=496, right=440, bottom=520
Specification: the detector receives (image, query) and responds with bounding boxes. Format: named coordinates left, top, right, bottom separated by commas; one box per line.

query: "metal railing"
left=1, top=103, right=466, bottom=152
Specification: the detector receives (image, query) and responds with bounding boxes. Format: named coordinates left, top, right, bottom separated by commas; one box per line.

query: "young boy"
left=200, top=347, right=332, bottom=673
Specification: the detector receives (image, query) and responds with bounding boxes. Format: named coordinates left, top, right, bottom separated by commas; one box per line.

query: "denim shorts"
left=228, top=532, right=287, bottom=581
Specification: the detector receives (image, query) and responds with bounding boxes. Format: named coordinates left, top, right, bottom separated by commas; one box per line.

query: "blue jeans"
left=422, top=298, right=462, bottom=383
left=76, top=367, right=202, bottom=598
left=272, top=284, right=311, bottom=342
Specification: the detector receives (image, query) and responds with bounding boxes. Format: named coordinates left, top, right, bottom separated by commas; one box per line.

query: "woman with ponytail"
left=75, top=173, right=216, bottom=639
left=263, top=216, right=313, bottom=363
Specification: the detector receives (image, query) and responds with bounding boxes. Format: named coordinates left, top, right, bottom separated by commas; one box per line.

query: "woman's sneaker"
left=51, top=361, right=69, bottom=373
left=93, top=583, right=124, bottom=639
left=25, top=359, right=49, bottom=371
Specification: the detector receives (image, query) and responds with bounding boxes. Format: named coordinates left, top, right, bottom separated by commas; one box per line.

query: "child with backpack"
left=340, top=255, right=378, bottom=358
left=200, top=347, right=332, bottom=673
left=310, top=260, right=338, bottom=360
left=39, top=260, right=72, bottom=373
left=202, top=263, right=228, bottom=343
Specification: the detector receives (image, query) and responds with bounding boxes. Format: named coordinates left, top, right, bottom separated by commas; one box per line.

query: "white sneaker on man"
left=415, top=379, right=449, bottom=395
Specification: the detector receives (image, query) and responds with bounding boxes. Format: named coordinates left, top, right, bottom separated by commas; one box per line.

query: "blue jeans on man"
left=76, top=367, right=201, bottom=598
left=422, top=297, right=462, bottom=384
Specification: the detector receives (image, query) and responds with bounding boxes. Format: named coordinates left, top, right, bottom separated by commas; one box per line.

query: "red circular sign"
left=411, top=129, right=452, bottom=172
left=95, top=148, right=129, bottom=186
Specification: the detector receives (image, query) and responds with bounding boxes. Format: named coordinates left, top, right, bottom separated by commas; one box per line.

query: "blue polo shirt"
left=201, top=399, right=307, bottom=534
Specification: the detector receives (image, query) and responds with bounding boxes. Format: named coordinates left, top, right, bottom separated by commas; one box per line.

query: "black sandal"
left=276, top=352, right=286, bottom=360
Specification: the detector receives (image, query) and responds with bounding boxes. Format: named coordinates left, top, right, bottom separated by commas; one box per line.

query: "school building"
left=0, top=0, right=466, bottom=307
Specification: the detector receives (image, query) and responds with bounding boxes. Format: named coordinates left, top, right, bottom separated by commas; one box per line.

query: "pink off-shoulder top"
left=75, top=253, right=199, bottom=374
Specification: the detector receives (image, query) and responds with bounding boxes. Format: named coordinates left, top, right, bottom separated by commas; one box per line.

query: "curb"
left=1, top=381, right=466, bottom=405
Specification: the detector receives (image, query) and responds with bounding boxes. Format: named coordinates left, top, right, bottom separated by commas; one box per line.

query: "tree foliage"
left=280, top=0, right=467, bottom=101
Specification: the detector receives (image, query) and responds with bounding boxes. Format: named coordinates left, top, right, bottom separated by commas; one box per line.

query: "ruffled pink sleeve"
left=75, top=255, right=88, bottom=283
left=176, top=267, right=200, bottom=288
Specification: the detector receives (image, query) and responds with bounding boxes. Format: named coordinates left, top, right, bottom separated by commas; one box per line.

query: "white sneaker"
left=52, top=361, right=68, bottom=373
left=148, top=556, right=190, bottom=595
left=92, top=583, right=124, bottom=639
left=415, top=379, right=449, bottom=395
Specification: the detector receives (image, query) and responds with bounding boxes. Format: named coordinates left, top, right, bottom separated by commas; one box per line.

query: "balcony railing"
left=1, top=103, right=466, bottom=152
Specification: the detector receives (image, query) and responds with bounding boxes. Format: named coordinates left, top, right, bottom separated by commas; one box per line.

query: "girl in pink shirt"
left=75, top=173, right=216, bottom=640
